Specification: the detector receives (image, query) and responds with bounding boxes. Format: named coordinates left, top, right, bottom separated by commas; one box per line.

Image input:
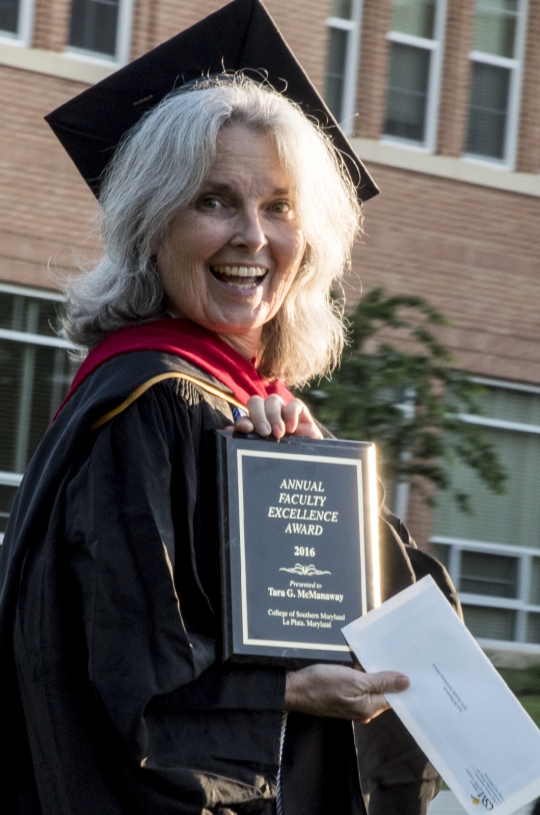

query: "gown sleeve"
left=64, top=379, right=285, bottom=811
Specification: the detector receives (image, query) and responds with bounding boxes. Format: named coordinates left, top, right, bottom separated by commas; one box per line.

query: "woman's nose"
left=230, top=208, right=268, bottom=252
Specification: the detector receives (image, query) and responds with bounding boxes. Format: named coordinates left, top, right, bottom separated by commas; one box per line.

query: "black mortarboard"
left=45, top=0, right=378, bottom=202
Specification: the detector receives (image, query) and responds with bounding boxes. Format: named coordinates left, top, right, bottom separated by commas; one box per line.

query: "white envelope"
left=342, top=575, right=540, bottom=815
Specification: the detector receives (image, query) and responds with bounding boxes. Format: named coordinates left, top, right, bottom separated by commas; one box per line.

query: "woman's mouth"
left=210, top=265, right=268, bottom=290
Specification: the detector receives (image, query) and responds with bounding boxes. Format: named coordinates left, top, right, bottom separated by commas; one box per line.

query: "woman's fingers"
left=233, top=395, right=322, bottom=439
left=284, top=664, right=410, bottom=723
left=282, top=399, right=322, bottom=438
left=242, top=395, right=285, bottom=437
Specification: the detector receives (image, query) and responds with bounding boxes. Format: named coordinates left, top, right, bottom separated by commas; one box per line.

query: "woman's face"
left=157, top=124, right=306, bottom=359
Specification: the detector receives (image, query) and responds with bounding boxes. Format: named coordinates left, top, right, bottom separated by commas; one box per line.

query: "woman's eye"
left=270, top=201, right=292, bottom=215
left=199, top=196, right=222, bottom=210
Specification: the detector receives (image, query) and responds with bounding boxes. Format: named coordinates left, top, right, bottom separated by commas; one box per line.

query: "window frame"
left=326, top=0, right=362, bottom=135
left=431, top=376, right=540, bottom=652
left=64, top=0, right=134, bottom=65
left=0, top=283, right=78, bottom=542
left=0, top=0, right=35, bottom=47
left=464, top=0, right=528, bottom=170
left=382, top=0, right=447, bottom=152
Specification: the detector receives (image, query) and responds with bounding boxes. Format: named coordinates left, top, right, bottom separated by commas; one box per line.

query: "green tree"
left=299, top=288, right=506, bottom=511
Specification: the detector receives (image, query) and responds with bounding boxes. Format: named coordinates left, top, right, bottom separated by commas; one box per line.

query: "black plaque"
left=216, top=430, right=380, bottom=666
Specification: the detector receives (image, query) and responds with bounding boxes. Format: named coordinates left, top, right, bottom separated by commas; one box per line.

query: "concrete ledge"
left=0, top=42, right=117, bottom=84
left=351, top=137, right=540, bottom=198
left=480, top=641, right=540, bottom=669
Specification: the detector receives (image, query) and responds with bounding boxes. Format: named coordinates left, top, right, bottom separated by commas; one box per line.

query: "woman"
left=0, top=33, right=456, bottom=815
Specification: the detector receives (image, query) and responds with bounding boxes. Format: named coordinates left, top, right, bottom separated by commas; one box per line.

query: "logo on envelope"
left=471, top=793, right=494, bottom=810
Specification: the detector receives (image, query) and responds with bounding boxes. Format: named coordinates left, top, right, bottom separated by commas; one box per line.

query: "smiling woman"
left=62, top=77, right=361, bottom=387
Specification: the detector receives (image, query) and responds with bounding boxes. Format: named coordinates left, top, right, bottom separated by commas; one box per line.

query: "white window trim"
left=64, top=0, right=134, bottom=65
left=382, top=0, right=447, bottom=152
left=459, top=414, right=540, bottom=435
left=0, top=328, right=76, bottom=349
left=326, top=0, right=362, bottom=135
left=0, top=0, right=35, bottom=47
left=0, top=283, right=78, bottom=350
left=0, top=283, right=80, bottom=350
left=471, top=376, right=540, bottom=396
left=464, top=0, right=528, bottom=170
left=0, top=470, right=23, bottom=488
left=0, top=282, right=64, bottom=301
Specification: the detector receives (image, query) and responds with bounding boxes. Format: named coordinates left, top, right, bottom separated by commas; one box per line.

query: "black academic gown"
left=0, top=350, right=459, bottom=815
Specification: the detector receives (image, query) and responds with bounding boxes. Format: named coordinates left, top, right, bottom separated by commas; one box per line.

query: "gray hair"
left=62, top=76, right=362, bottom=386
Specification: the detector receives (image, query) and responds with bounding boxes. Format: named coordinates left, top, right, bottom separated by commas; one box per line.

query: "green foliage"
left=299, top=288, right=506, bottom=510
left=496, top=668, right=540, bottom=726
left=517, top=695, right=540, bottom=728
left=498, top=666, right=540, bottom=696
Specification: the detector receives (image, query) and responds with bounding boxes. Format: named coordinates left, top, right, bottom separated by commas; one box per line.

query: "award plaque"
left=216, top=430, right=381, bottom=666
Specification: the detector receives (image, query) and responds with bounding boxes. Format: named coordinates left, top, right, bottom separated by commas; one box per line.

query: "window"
left=0, top=285, right=78, bottom=542
left=325, top=0, right=362, bottom=134
left=0, top=0, right=33, bottom=44
left=67, top=0, right=133, bottom=61
left=383, top=0, right=446, bottom=149
left=432, top=380, right=540, bottom=648
left=465, top=0, right=526, bottom=165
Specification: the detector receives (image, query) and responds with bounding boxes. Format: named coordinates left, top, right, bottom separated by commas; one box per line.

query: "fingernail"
left=272, top=423, right=284, bottom=436
left=257, top=421, right=271, bottom=436
left=395, top=674, right=410, bottom=691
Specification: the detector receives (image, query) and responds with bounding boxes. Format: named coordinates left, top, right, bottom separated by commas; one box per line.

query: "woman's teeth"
left=211, top=265, right=267, bottom=289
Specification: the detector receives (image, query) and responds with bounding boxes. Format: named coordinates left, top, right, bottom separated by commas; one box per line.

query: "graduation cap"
left=45, top=0, right=378, bottom=202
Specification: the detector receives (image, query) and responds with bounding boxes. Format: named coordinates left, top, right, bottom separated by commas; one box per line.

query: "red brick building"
left=1, top=0, right=540, bottom=661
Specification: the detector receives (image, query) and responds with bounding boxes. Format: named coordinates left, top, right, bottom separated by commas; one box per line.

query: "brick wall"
left=0, top=65, right=100, bottom=289
left=349, top=164, right=540, bottom=385
left=355, top=0, right=391, bottom=139
left=32, top=0, right=72, bottom=51
left=516, top=0, right=540, bottom=173
left=0, top=0, right=329, bottom=294
left=436, top=0, right=474, bottom=157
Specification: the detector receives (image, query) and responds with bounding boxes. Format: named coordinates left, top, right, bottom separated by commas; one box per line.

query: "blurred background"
left=1, top=0, right=540, bottom=765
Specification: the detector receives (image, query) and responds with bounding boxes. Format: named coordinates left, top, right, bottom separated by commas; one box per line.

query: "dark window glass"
left=0, top=339, right=78, bottom=473
left=0, top=292, right=78, bottom=474
left=0, top=290, right=60, bottom=338
left=384, top=42, right=430, bottom=142
left=466, top=62, right=510, bottom=159
left=460, top=550, right=518, bottom=598
left=526, top=613, right=540, bottom=645
left=462, top=604, right=516, bottom=640
left=0, top=0, right=19, bottom=34
left=325, top=27, right=348, bottom=122
left=530, top=559, right=540, bottom=605
left=69, top=0, right=120, bottom=57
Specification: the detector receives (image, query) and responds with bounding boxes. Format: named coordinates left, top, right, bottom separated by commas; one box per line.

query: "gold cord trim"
left=90, top=372, right=246, bottom=431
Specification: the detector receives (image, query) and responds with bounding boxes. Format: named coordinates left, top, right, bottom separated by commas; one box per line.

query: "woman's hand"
left=234, top=394, right=323, bottom=439
left=284, top=663, right=410, bottom=723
